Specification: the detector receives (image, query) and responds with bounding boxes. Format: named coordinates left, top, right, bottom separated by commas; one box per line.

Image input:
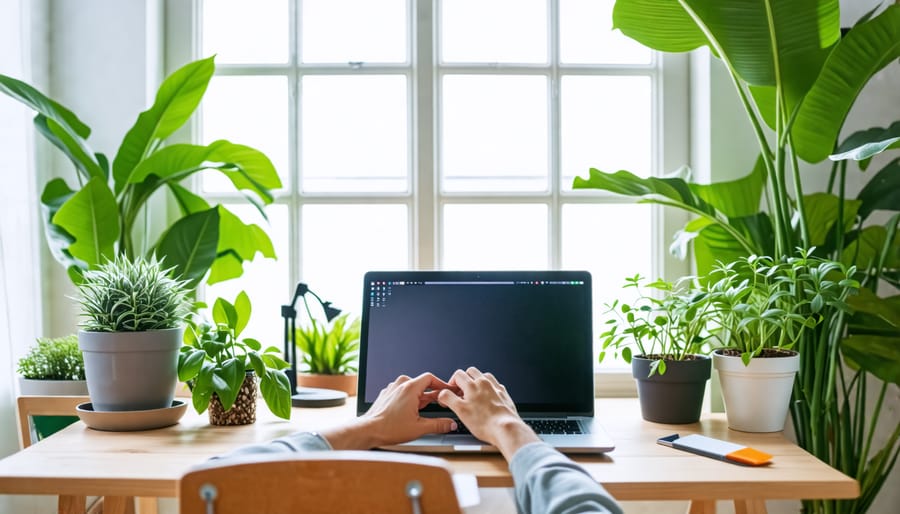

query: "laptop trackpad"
left=443, top=435, right=484, bottom=447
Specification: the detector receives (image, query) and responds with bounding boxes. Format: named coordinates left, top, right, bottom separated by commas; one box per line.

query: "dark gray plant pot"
left=78, top=327, right=183, bottom=412
left=632, top=355, right=711, bottom=424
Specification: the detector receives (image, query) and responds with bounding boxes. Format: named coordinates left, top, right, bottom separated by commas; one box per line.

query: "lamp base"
left=291, top=386, right=348, bottom=408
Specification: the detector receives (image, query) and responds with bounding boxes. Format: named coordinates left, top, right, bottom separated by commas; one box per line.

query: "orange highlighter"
left=657, top=434, right=773, bottom=466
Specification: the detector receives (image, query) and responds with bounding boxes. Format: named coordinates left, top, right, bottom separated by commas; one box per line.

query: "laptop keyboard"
left=448, top=419, right=584, bottom=435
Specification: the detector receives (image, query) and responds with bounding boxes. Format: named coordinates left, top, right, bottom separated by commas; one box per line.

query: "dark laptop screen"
left=357, top=271, right=594, bottom=416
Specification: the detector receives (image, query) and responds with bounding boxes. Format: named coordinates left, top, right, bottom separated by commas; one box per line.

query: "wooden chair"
left=179, top=451, right=464, bottom=514
left=16, top=395, right=158, bottom=514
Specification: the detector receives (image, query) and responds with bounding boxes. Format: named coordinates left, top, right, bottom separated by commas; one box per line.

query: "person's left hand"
left=321, top=372, right=458, bottom=450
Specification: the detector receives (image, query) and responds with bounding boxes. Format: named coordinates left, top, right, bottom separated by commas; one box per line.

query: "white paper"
left=452, top=473, right=481, bottom=508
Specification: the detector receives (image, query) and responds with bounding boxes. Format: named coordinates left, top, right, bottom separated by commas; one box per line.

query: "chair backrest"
left=15, top=395, right=90, bottom=448
left=179, top=450, right=464, bottom=514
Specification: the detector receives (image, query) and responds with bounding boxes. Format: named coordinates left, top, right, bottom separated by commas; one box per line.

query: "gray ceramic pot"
left=632, top=355, right=711, bottom=424
left=78, top=327, right=183, bottom=412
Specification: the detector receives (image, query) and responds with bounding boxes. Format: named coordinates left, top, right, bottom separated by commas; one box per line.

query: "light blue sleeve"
left=210, top=431, right=333, bottom=461
left=509, top=442, right=623, bottom=514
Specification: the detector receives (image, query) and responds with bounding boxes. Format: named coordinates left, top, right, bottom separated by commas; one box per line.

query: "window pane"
left=204, top=204, right=289, bottom=354
left=441, top=0, right=547, bottom=63
left=301, top=204, right=409, bottom=315
left=202, top=0, right=288, bottom=64
left=200, top=76, right=289, bottom=192
left=560, top=0, right=652, bottom=64
left=302, top=0, right=407, bottom=63
left=561, top=75, right=652, bottom=187
left=441, top=75, right=548, bottom=192
left=302, top=75, right=409, bottom=193
left=562, top=203, right=652, bottom=367
left=443, top=204, right=548, bottom=269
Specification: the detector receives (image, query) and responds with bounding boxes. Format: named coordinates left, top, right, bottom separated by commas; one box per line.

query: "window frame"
left=164, top=0, right=691, bottom=395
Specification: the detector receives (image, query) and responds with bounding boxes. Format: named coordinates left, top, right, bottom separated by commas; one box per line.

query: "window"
left=173, top=0, right=689, bottom=369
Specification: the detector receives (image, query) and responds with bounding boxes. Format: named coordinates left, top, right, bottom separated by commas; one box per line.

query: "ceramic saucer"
left=76, top=400, right=188, bottom=432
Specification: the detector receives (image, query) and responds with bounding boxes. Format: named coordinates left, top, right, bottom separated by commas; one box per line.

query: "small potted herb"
left=705, top=251, right=858, bottom=432
left=295, top=313, right=361, bottom=396
left=600, top=275, right=713, bottom=424
left=76, top=255, right=191, bottom=412
left=178, top=291, right=292, bottom=424
left=17, top=335, right=87, bottom=440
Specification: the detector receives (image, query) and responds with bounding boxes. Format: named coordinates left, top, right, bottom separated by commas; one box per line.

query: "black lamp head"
left=322, top=301, right=341, bottom=322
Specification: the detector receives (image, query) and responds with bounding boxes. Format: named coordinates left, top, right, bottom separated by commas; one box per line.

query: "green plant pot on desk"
left=295, top=313, right=362, bottom=397
left=16, top=335, right=87, bottom=441
left=601, top=275, right=712, bottom=424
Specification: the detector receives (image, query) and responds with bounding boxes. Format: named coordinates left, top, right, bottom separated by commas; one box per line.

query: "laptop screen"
left=357, top=270, right=594, bottom=416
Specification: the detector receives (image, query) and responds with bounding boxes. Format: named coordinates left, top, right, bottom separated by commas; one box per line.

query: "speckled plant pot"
left=208, top=372, right=257, bottom=426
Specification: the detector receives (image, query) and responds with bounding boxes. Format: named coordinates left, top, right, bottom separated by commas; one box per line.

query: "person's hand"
left=438, top=367, right=540, bottom=460
left=321, top=372, right=457, bottom=450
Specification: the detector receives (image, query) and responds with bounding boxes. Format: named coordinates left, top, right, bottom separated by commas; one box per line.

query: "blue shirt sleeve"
left=509, top=442, right=623, bottom=514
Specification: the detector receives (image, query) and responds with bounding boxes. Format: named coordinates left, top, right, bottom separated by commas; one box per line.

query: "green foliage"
left=16, top=335, right=84, bottom=380
left=705, top=252, right=859, bottom=366
left=599, top=275, right=712, bottom=377
left=177, top=291, right=292, bottom=420
left=295, top=313, right=361, bottom=375
left=0, top=56, right=281, bottom=289
left=76, top=255, right=191, bottom=332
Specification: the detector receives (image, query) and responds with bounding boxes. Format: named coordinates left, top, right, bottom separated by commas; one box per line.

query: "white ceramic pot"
left=713, top=350, right=799, bottom=432
left=18, top=377, right=89, bottom=396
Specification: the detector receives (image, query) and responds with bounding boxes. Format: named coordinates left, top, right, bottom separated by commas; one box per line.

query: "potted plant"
left=16, top=335, right=87, bottom=441
left=600, top=275, right=712, bottom=424
left=573, top=2, right=899, bottom=510
left=704, top=252, right=859, bottom=432
left=0, top=56, right=280, bottom=288
left=178, top=291, right=292, bottom=425
left=295, top=313, right=361, bottom=396
left=76, top=255, right=191, bottom=412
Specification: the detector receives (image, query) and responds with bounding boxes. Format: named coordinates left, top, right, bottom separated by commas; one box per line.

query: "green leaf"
left=127, top=140, right=282, bottom=204
left=52, top=177, right=119, bottom=267
left=793, top=6, right=900, bottom=163
left=233, top=291, right=251, bottom=338
left=207, top=252, right=244, bottom=286
left=168, top=182, right=212, bottom=215
left=190, top=363, right=215, bottom=414
left=0, top=73, right=91, bottom=137
left=842, top=335, right=900, bottom=386
left=830, top=121, right=900, bottom=162
left=206, top=206, right=277, bottom=285
left=154, top=208, right=219, bottom=288
left=33, top=115, right=104, bottom=181
left=112, top=56, right=215, bottom=193
left=848, top=290, right=900, bottom=328
left=247, top=351, right=266, bottom=377
left=802, top=193, right=862, bottom=247
left=612, top=0, right=708, bottom=53
left=213, top=297, right=238, bottom=330
left=177, top=348, right=206, bottom=382
left=39, top=179, right=84, bottom=271
left=260, top=369, right=292, bottom=420
left=857, top=158, right=900, bottom=220
left=212, top=358, right=245, bottom=411
left=842, top=226, right=900, bottom=270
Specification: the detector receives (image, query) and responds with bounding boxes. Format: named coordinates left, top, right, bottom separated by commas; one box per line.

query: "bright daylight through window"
left=193, top=0, right=676, bottom=368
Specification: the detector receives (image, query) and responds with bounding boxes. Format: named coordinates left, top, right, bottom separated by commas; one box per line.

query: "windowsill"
left=594, top=368, right=637, bottom=398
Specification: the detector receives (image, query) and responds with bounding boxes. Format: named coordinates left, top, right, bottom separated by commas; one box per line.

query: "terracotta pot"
left=208, top=373, right=257, bottom=426
left=297, top=373, right=358, bottom=396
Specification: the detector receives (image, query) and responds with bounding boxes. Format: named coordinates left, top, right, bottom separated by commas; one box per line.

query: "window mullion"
left=414, top=0, right=436, bottom=269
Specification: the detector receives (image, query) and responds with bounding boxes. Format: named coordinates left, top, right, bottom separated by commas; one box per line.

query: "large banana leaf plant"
left=573, top=2, right=900, bottom=513
left=0, top=56, right=281, bottom=289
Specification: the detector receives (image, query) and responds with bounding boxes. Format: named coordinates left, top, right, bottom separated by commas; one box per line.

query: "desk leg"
left=136, top=496, right=159, bottom=514
left=101, top=496, right=136, bottom=514
left=688, top=500, right=715, bottom=514
left=735, top=499, right=767, bottom=514
left=58, top=495, right=87, bottom=514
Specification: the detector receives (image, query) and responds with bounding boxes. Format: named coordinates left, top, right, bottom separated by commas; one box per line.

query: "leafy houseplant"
left=295, top=313, right=362, bottom=396
left=0, top=56, right=281, bottom=288
left=574, top=1, right=899, bottom=510
left=16, top=335, right=87, bottom=441
left=178, top=291, right=292, bottom=424
left=704, top=252, right=860, bottom=432
left=601, top=275, right=713, bottom=423
left=76, top=255, right=190, bottom=412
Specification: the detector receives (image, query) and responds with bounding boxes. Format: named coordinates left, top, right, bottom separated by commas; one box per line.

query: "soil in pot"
left=208, top=373, right=257, bottom=426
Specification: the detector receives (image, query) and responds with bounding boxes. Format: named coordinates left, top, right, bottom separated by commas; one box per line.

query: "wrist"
left=320, top=418, right=380, bottom=450
left=489, top=418, right=541, bottom=460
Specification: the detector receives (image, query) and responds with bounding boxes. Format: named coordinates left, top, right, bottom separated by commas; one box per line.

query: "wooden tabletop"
left=0, top=398, right=858, bottom=504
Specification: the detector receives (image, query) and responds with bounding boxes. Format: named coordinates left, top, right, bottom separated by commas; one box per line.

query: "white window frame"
left=164, top=0, right=691, bottom=397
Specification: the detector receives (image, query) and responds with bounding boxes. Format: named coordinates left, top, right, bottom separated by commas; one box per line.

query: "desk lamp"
left=281, top=282, right=348, bottom=407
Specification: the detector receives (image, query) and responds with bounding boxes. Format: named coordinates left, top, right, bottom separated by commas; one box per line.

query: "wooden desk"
left=0, top=399, right=857, bottom=514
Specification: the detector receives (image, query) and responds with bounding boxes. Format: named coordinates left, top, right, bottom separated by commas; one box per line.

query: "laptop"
left=356, top=270, right=615, bottom=454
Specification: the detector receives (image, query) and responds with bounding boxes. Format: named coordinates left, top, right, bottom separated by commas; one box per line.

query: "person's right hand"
left=438, top=367, right=541, bottom=460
